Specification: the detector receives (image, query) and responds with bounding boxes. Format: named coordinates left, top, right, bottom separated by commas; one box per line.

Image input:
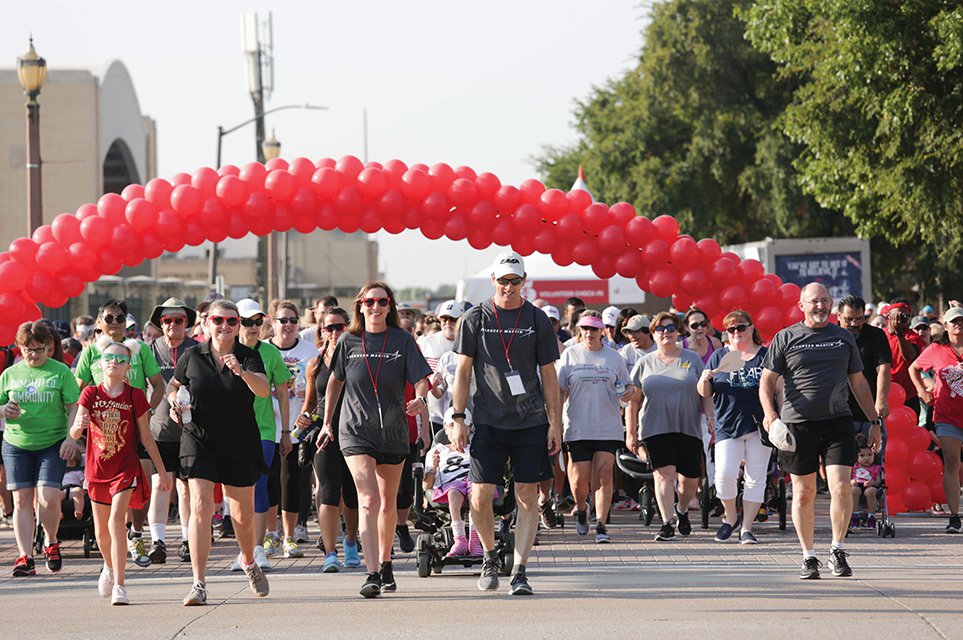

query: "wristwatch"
left=870, top=418, right=882, bottom=427
left=148, top=407, right=156, bottom=416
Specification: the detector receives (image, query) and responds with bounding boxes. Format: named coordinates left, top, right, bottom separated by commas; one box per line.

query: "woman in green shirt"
left=0, top=322, right=81, bottom=577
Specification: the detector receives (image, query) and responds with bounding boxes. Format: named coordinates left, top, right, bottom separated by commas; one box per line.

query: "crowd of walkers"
left=1, top=251, right=962, bottom=604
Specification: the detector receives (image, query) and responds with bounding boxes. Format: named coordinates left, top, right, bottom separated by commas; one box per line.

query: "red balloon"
left=609, top=202, right=636, bottom=227
left=719, top=285, right=748, bottom=311
left=449, top=179, right=479, bottom=208
left=121, top=184, right=145, bottom=202
left=908, top=450, right=942, bottom=481
left=290, top=188, right=320, bottom=219
left=886, top=383, right=906, bottom=409
left=317, top=203, right=339, bottom=232
left=697, top=238, right=722, bottom=263
left=467, top=227, right=492, bottom=251
left=171, top=185, right=202, bottom=218
left=400, top=169, right=431, bottom=201
left=422, top=192, right=452, bottom=223
left=0, top=260, right=29, bottom=293
left=709, top=257, right=739, bottom=287
left=886, top=493, right=906, bottom=515
left=336, top=155, right=364, bottom=181
left=273, top=205, right=294, bottom=233
left=380, top=208, right=405, bottom=235
left=669, top=236, right=699, bottom=270
left=200, top=198, right=228, bottom=233
left=556, top=213, right=584, bottom=242
left=453, top=165, right=477, bottom=181
left=695, top=295, right=721, bottom=319
left=512, top=235, right=535, bottom=257
left=538, top=189, right=568, bottom=222
left=58, top=273, right=86, bottom=298
left=738, top=259, right=765, bottom=283
left=357, top=167, right=388, bottom=199
left=750, top=277, right=778, bottom=300
left=597, top=225, right=626, bottom=253
left=182, top=219, right=206, bottom=247
left=902, top=480, right=932, bottom=511
left=886, top=405, right=916, bottom=438
left=265, top=170, right=296, bottom=201
left=192, top=167, right=219, bottom=196
left=288, top=158, right=316, bottom=186
left=383, top=159, right=409, bottom=187
left=784, top=306, right=804, bottom=325
left=335, top=187, right=364, bottom=217
left=615, top=250, right=642, bottom=278
left=490, top=218, right=514, bottom=246
left=170, top=172, right=192, bottom=187
left=125, top=198, right=158, bottom=232
left=778, top=283, right=802, bottom=308
left=511, top=204, right=541, bottom=235
left=443, top=213, right=469, bottom=241
left=755, top=306, right=784, bottom=335
left=359, top=208, right=383, bottom=234
left=468, top=200, right=497, bottom=231
left=429, top=163, right=456, bottom=192
left=67, top=242, right=97, bottom=273
left=51, top=214, right=82, bottom=246
left=680, top=268, right=708, bottom=296
left=218, top=164, right=240, bottom=178
left=37, top=242, right=68, bottom=274
left=75, top=203, right=99, bottom=221
left=239, top=162, right=268, bottom=192
left=572, top=238, right=600, bottom=266
left=494, top=185, right=522, bottom=215
left=532, top=225, right=557, bottom=254
left=580, top=203, right=609, bottom=235
left=31, top=225, right=54, bottom=246
left=519, top=178, right=545, bottom=205
left=929, top=478, right=947, bottom=504
left=592, top=255, right=617, bottom=280
left=242, top=191, right=272, bottom=222
left=884, top=464, right=908, bottom=494
left=552, top=243, right=575, bottom=267
left=98, top=193, right=126, bottom=224
left=905, top=426, right=932, bottom=452
left=642, top=239, right=670, bottom=270
left=475, top=172, right=501, bottom=199
left=216, top=175, right=249, bottom=208
left=265, top=158, right=289, bottom=172
left=884, top=437, right=909, bottom=467
left=566, top=188, right=592, bottom=215
left=625, top=216, right=654, bottom=248
left=379, top=189, right=407, bottom=218
left=651, top=215, right=680, bottom=244
left=420, top=218, right=445, bottom=241
left=27, top=271, right=55, bottom=301
left=648, top=268, right=677, bottom=299
left=672, top=293, right=694, bottom=312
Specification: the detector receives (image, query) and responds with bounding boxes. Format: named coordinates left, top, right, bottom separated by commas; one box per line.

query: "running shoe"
left=595, top=523, right=610, bottom=544
left=654, top=523, right=676, bottom=541
left=294, top=523, right=309, bottom=544
left=178, top=540, right=191, bottom=563
left=322, top=551, right=341, bottom=573
left=509, top=567, right=533, bottom=596
left=447, top=536, right=470, bottom=557
left=148, top=539, right=167, bottom=564
left=866, top=514, right=877, bottom=530
left=44, top=542, right=62, bottom=572
left=829, top=547, right=852, bottom=577
left=98, top=566, right=114, bottom=598
left=396, top=524, right=415, bottom=553
left=12, top=555, right=35, bottom=577
left=739, top=530, right=758, bottom=545
left=230, top=555, right=244, bottom=572
left=539, top=500, right=558, bottom=529
left=380, top=560, right=396, bottom=592
left=242, top=555, right=270, bottom=597
left=477, top=556, right=501, bottom=591
left=253, top=545, right=272, bottom=572
left=217, top=515, right=235, bottom=539
left=111, top=585, right=129, bottom=606
left=932, top=504, right=947, bottom=515
left=263, top=532, right=281, bottom=556
left=714, top=522, right=735, bottom=542
left=211, top=513, right=223, bottom=531
left=282, top=538, right=303, bottom=558
left=800, top=556, right=821, bottom=580
left=360, top=571, right=382, bottom=598
left=183, top=581, right=208, bottom=606
left=946, top=514, right=962, bottom=534
left=343, top=539, right=361, bottom=568
left=128, top=535, right=151, bottom=568
left=469, top=530, right=484, bottom=556
left=675, top=508, right=691, bottom=536
left=574, top=510, right=589, bottom=536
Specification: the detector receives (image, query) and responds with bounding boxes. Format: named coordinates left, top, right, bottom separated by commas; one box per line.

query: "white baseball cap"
left=602, top=305, right=621, bottom=327
left=435, top=299, right=468, bottom=319
left=542, top=306, right=560, bottom=322
left=492, top=251, right=525, bottom=279
left=236, top=298, right=265, bottom=319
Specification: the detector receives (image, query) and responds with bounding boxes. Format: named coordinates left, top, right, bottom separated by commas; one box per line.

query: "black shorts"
left=642, top=433, right=703, bottom=479
left=470, top=423, right=552, bottom=485
left=313, top=438, right=358, bottom=509
left=779, top=416, right=858, bottom=476
left=564, top=439, right=621, bottom=463
left=181, top=455, right=261, bottom=487
left=267, top=444, right=281, bottom=508
left=154, top=440, right=182, bottom=477
left=280, top=447, right=313, bottom=514
left=342, top=446, right=406, bottom=466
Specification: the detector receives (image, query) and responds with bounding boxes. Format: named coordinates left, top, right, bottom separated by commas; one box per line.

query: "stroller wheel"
left=83, top=529, right=92, bottom=559
left=498, top=532, right=514, bottom=576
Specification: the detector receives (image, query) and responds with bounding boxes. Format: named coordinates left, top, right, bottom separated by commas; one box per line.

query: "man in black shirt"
left=837, top=296, right=892, bottom=439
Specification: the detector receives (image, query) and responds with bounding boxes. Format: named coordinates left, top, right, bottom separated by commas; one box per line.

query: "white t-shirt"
left=274, top=338, right=321, bottom=434
left=425, top=442, right=471, bottom=488
left=418, top=331, right=456, bottom=424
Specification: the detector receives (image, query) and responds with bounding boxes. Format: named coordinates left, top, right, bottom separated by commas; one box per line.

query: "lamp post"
left=261, top=130, right=283, bottom=300
left=207, top=103, right=327, bottom=294
left=18, top=37, right=47, bottom=236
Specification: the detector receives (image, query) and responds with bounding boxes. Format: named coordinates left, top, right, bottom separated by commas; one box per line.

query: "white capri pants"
left=713, top=431, right=770, bottom=504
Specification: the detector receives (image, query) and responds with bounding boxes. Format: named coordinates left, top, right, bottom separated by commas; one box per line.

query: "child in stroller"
left=35, top=459, right=95, bottom=559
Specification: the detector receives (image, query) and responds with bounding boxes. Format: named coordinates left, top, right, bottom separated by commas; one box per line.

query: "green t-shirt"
left=253, top=341, right=293, bottom=442
left=0, top=358, right=81, bottom=450
left=75, top=341, right=161, bottom=390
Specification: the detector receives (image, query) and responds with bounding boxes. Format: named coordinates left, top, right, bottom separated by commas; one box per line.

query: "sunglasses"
left=581, top=326, right=601, bottom=333
left=209, top=316, right=239, bottom=327
left=726, top=324, right=751, bottom=334
left=240, top=317, right=265, bottom=328
left=653, top=325, right=678, bottom=334
left=896, top=313, right=909, bottom=322
left=161, top=317, right=186, bottom=326
left=102, top=353, right=130, bottom=364
left=362, top=298, right=390, bottom=308
left=102, top=314, right=124, bottom=325
left=324, top=323, right=346, bottom=332
left=689, top=320, right=709, bottom=330
left=496, top=276, right=523, bottom=286
left=275, top=317, right=299, bottom=325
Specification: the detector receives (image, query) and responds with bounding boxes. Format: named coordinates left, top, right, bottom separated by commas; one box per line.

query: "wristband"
left=451, top=412, right=467, bottom=420
left=418, top=395, right=428, bottom=406
left=870, top=418, right=882, bottom=427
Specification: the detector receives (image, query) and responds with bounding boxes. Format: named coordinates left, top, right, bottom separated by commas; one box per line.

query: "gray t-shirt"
left=332, top=327, right=432, bottom=455
left=630, top=349, right=704, bottom=441
left=557, top=344, right=631, bottom=442
left=149, top=336, right=199, bottom=441
left=619, top=342, right=656, bottom=371
left=454, top=300, right=560, bottom=430
left=762, top=322, right=863, bottom=424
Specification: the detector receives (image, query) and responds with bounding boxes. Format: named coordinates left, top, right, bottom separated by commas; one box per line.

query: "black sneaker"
left=509, top=567, right=533, bottom=596
left=178, top=540, right=191, bottom=563
left=395, top=524, right=415, bottom=553
left=675, top=508, right=691, bottom=536
left=714, top=522, right=734, bottom=542
left=800, top=556, right=821, bottom=580
left=148, top=539, right=167, bottom=564
left=575, top=510, right=589, bottom=536
left=217, top=515, right=235, bottom=539
left=477, top=555, right=501, bottom=591
left=539, top=500, right=558, bottom=529
left=828, top=547, right=852, bottom=577
left=360, top=571, right=382, bottom=598
left=655, top=523, right=676, bottom=541
left=380, top=561, right=397, bottom=592
left=946, top=514, right=962, bottom=534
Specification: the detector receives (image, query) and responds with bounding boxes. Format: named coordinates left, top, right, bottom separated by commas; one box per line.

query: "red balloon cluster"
left=0, top=155, right=799, bottom=344
left=882, top=383, right=943, bottom=513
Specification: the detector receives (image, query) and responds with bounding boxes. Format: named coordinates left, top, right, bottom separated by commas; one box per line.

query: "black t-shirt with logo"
left=848, top=324, right=891, bottom=421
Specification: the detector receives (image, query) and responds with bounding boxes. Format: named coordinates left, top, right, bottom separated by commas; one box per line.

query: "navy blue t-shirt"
left=706, top=346, right=767, bottom=442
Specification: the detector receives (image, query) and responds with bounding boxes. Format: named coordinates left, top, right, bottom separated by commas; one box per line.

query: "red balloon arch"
left=0, top=155, right=804, bottom=345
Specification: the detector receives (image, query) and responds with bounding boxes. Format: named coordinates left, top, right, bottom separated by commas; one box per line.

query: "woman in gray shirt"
left=627, top=312, right=713, bottom=541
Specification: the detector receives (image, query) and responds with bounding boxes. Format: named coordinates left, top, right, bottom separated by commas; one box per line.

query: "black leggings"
left=280, top=448, right=313, bottom=518
left=395, top=441, right=420, bottom=510
left=312, top=440, right=359, bottom=510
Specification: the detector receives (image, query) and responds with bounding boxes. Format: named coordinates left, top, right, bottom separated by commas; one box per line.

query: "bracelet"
left=282, top=429, right=291, bottom=433
left=451, top=412, right=467, bottom=420
left=418, top=395, right=428, bottom=406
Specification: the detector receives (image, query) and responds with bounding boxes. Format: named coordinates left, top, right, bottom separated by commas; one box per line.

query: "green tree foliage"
left=534, top=0, right=852, bottom=248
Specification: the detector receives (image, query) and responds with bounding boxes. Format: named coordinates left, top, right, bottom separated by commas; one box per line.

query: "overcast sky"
left=5, top=1, right=647, bottom=289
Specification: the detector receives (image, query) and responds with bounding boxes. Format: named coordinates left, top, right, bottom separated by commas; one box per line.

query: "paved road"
left=2, top=501, right=961, bottom=640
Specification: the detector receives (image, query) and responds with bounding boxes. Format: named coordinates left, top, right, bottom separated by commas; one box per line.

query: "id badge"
left=505, top=371, right=526, bottom=396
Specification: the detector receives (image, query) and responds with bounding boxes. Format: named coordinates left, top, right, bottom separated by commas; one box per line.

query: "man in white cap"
left=619, top=314, right=654, bottom=370
left=419, top=300, right=469, bottom=434
left=450, top=250, right=561, bottom=595
left=601, top=305, right=621, bottom=349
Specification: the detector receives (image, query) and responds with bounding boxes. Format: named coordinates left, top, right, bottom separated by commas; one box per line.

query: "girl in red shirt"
left=70, top=339, right=169, bottom=605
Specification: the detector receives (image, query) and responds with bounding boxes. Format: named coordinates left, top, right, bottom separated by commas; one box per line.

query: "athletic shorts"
left=469, top=423, right=552, bottom=485
left=936, top=422, right=963, bottom=442
left=341, top=446, right=406, bottom=466
left=779, top=416, right=858, bottom=476
left=2, top=439, right=67, bottom=490
left=642, top=433, right=703, bottom=479
left=154, top=440, right=182, bottom=477
left=254, top=441, right=277, bottom=514
left=88, top=473, right=148, bottom=510
left=564, top=439, right=622, bottom=463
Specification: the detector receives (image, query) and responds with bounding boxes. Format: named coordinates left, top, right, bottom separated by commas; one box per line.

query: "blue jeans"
left=2, top=439, right=67, bottom=490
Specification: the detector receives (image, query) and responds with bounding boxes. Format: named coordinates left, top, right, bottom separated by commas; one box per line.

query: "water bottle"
left=291, top=412, right=316, bottom=441
left=176, top=386, right=192, bottom=424
left=614, top=377, right=628, bottom=408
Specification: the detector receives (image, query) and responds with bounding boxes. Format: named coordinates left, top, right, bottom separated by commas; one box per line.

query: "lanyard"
left=491, top=298, right=523, bottom=370
left=361, top=329, right=390, bottom=429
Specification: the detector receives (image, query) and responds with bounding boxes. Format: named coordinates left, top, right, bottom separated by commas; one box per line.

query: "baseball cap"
left=492, top=251, right=525, bottom=279
left=923, top=305, right=936, bottom=314
left=910, top=316, right=929, bottom=329
left=125, top=313, right=137, bottom=329
left=542, top=306, right=560, bottom=322
left=889, top=302, right=912, bottom=315
left=602, top=305, right=621, bottom=327
left=944, top=307, right=963, bottom=323
left=577, top=315, right=605, bottom=329
left=435, top=300, right=468, bottom=319
left=236, top=298, right=265, bottom=319
left=622, top=314, right=652, bottom=334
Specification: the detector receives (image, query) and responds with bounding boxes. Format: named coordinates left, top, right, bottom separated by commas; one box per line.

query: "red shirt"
left=79, top=383, right=149, bottom=483
left=914, top=343, right=963, bottom=427
left=887, top=330, right=927, bottom=399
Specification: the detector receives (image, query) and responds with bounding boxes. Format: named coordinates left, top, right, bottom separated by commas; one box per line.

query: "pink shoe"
left=447, top=536, right=469, bottom=557
left=468, top=530, right=484, bottom=556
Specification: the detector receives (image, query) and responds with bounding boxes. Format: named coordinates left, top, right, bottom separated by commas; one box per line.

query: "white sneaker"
left=262, top=533, right=280, bottom=557
left=230, top=555, right=243, bottom=572
left=294, top=523, right=309, bottom=543
left=282, top=538, right=303, bottom=558
left=111, top=584, right=129, bottom=605
left=253, top=545, right=272, bottom=572
left=98, top=566, right=113, bottom=598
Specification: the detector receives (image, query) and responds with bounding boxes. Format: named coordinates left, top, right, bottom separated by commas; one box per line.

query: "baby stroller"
left=34, top=481, right=96, bottom=559
left=412, top=432, right=515, bottom=578
left=615, top=448, right=657, bottom=526
left=699, top=448, right=788, bottom=531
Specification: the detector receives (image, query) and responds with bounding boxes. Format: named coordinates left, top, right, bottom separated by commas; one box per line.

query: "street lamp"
left=18, top=36, right=47, bottom=235
left=261, top=130, right=286, bottom=298
left=262, top=130, right=281, bottom=160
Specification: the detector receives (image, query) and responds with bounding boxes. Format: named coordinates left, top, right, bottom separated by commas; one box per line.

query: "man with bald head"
left=760, top=283, right=882, bottom=580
